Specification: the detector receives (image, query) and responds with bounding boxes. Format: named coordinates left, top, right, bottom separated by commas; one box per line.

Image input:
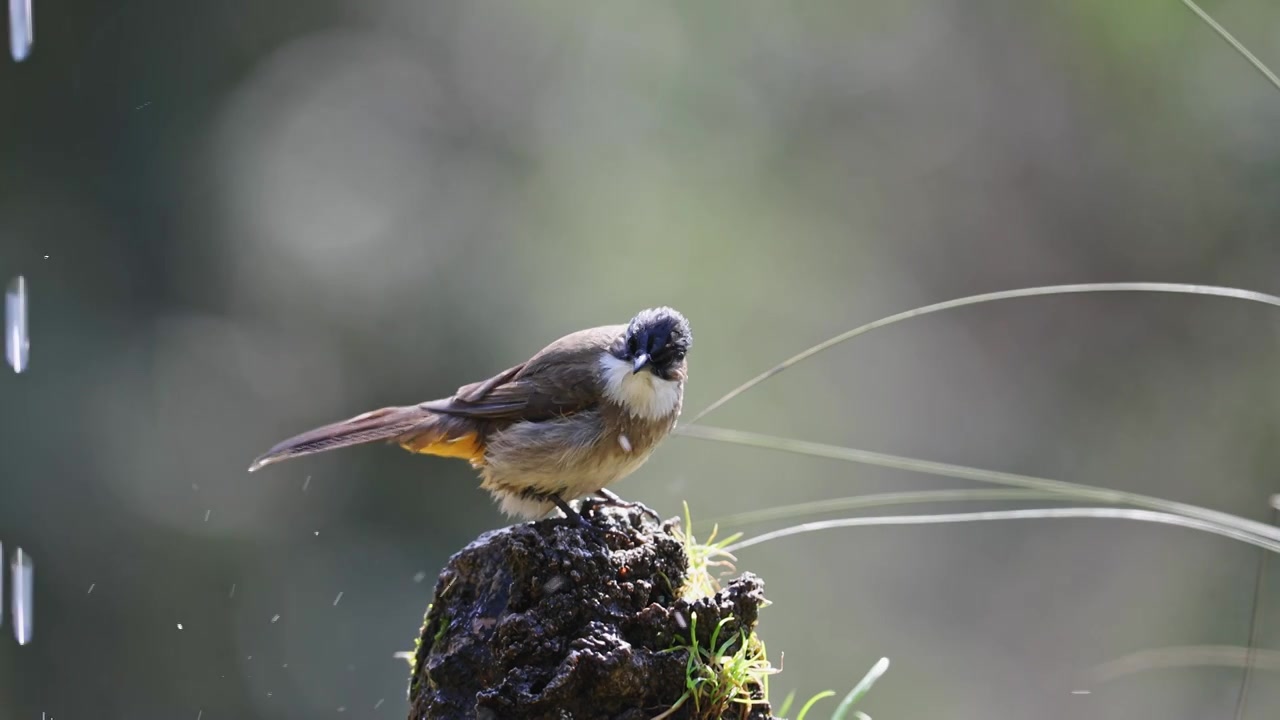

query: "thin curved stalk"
left=708, top=489, right=1084, bottom=529
left=1180, top=0, right=1280, bottom=93
left=723, top=508, right=1275, bottom=555
left=1090, top=645, right=1280, bottom=685
left=682, top=426, right=1280, bottom=553
left=685, top=283, right=1280, bottom=426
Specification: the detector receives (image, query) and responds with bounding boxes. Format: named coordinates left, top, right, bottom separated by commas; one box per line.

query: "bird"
left=247, top=307, right=692, bottom=521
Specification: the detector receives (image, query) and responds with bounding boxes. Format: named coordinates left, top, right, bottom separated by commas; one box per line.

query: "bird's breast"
left=596, top=400, right=679, bottom=475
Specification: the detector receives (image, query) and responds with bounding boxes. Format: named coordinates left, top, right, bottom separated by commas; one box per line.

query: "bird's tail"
left=248, top=405, right=438, bottom=472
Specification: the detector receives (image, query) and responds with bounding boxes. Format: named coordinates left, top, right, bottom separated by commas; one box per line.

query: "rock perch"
left=407, top=498, right=774, bottom=720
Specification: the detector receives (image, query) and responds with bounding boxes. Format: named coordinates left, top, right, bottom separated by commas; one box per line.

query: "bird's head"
left=613, top=307, right=692, bottom=381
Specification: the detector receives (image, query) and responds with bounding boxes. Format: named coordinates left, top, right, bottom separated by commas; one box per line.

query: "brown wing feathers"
left=247, top=324, right=620, bottom=473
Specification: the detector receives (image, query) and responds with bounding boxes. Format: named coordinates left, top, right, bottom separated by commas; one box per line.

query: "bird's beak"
left=632, top=354, right=650, bottom=374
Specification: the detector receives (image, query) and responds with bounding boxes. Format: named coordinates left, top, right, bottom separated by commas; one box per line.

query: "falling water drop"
left=5, top=276, right=29, bottom=373
left=11, top=547, right=33, bottom=645
left=8, top=0, right=32, bottom=62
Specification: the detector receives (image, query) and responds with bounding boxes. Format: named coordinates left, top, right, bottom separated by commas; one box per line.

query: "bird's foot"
left=550, top=494, right=628, bottom=547
left=593, top=488, right=663, bottom=525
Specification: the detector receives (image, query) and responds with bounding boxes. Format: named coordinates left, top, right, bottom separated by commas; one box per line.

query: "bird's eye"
left=627, top=336, right=638, bottom=354
left=673, top=350, right=686, bottom=361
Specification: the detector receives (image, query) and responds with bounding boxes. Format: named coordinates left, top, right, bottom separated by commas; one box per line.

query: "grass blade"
left=776, top=690, right=797, bottom=718
left=1090, top=645, right=1280, bottom=685
left=708, top=489, right=1085, bottom=529
left=1180, top=0, right=1280, bottom=94
left=831, top=657, right=890, bottom=720
left=681, top=425, right=1280, bottom=553
left=683, top=283, right=1280, bottom=426
left=723, top=507, right=1280, bottom=555
left=1234, top=506, right=1277, bottom=720
left=795, top=690, right=835, bottom=720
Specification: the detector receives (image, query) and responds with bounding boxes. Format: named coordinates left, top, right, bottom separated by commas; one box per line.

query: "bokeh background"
left=2, top=1, right=1280, bottom=718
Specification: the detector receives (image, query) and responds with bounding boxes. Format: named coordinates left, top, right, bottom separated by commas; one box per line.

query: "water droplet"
left=86, top=583, right=94, bottom=594
left=8, top=0, right=33, bottom=62
left=1070, top=690, right=1091, bottom=695
left=302, top=475, right=311, bottom=492
left=196, top=712, right=202, bottom=720
left=673, top=611, right=687, bottom=630
left=228, top=583, right=237, bottom=598
left=203, top=509, right=211, bottom=522
left=373, top=698, right=384, bottom=710
left=270, top=614, right=280, bottom=623
left=412, top=571, right=427, bottom=583
left=336, top=707, right=346, bottom=713
left=332, top=591, right=343, bottom=606
left=5, top=276, right=29, bottom=373
left=1270, top=494, right=1280, bottom=511
left=11, top=547, right=33, bottom=644
left=176, top=623, right=183, bottom=630
left=542, top=576, right=566, bottom=594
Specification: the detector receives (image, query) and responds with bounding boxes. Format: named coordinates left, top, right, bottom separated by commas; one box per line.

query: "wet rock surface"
left=407, top=498, right=773, bottom=720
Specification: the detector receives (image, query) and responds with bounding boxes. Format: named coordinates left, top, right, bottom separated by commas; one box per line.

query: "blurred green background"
left=1, top=1, right=1279, bottom=718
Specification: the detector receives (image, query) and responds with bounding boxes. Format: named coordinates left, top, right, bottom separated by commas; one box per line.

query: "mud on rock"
left=407, top=498, right=773, bottom=720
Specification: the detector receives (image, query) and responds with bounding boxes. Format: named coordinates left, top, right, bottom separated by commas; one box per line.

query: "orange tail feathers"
left=248, top=405, right=435, bottom=472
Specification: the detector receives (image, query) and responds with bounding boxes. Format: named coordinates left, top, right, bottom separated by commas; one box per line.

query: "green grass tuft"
left=672, top=501, right=743, bottom=601
left=660, top=505, right=890, bottom=719
left=653, top=611, right=778, bottom=719
left=651, top=505, right=775, bottom=719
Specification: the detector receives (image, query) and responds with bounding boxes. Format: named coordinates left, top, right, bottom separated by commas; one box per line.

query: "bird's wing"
left=419, top=325, right=624, bottom=423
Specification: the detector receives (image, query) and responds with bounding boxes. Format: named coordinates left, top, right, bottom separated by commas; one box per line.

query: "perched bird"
left=248, top=307, right=692, bottom=521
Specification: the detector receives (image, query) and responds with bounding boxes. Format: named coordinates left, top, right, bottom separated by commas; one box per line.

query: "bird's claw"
left=594, top=489, right=663, bottom=524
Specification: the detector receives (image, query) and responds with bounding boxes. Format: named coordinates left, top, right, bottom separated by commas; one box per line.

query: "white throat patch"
left=599, top=353, right=681, bottom=421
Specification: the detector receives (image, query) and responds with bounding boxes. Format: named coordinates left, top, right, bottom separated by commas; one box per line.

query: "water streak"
left=8, top=0, right=32, bottom=62
left=11, top=547, right=32, bottom=644
left=5, top=276, right=29, bottom=373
